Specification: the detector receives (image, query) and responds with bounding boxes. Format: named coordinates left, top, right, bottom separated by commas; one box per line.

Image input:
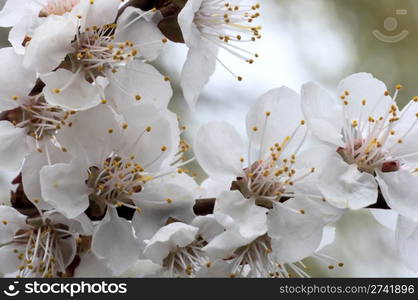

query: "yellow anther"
left=101, top=99, right=107, bottom=104
left=53, top=88, right=61, bottom=94
left=122, top=123, right=128, bottom=130
left=161, top=146, right=167, bottom=152
left=166, top=198, right=173, bottom=204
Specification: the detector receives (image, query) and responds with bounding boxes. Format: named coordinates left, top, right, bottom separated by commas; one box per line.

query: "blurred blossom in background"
left=1, top=0, right=417, bottom=277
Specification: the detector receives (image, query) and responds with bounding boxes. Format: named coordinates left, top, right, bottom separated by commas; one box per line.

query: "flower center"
left=40, top=0, right=80, bottom=17
left=235, top=153, right=314, bottom=207
left=11, top=223, right=72, bottom=278
left=71, top=24, right=139, bottom=76
left=162, top=238, right=208, bottom=277
left=194, top=1, right=261, bottom=80
left=86, top=155, right=149, bottom=218
left=229, top=235, right=273, bottom=277
left=4, top=96, right=71, bottom=148
left=336, top=88, right=418, bottom=174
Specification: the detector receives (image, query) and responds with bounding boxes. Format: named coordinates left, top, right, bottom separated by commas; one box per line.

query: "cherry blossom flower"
left=0, top=47, right=75, bottom=171
left=22, top=2, right=170, bottom=110
left=28, top=104, right=190, bottom=274
left=0, top=205, right=90, bottom=278
left=202, top=191, right=339, bottom=277
left=302, top=73, right=418, bottom=216
left=143, top=222, right=210, bottom=277
left=194, top=87, right=322, bottom=206
left=178, top=0, right=261, bottom=108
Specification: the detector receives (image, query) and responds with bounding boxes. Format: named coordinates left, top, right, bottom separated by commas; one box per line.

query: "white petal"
left=284, top=196, right=344, bottom=225
left=337, top=73, right=392, bottom=124
left=200, top=178, right=231, bottom=199
left=121, top=104, right=180, bottom=173
left=318, top=155, right=378, bottom=209
left=268, top=203, right=324, bottom=263
left=396, top=215, right=418, bottom=272
left=24, top=15, right=77, bottom=73
left=316, top=226, right=336, bottom=251
left=390, top=103, right=418, bottom=166
left=0, top=121, right=29, bottom=171
left=180, top=42, right=218, bottom=109
left=143, top=222, right=199, bottom=265
left=177, top=0, right=203, bottom=46
left=105, top=60, right=172, bottom=111
left=56, top=104, right=121, bottom=167
left=92, top=207, right=140, bottom=275
left=0, top=206, right=28, bottom=244
left=121, top=259, right=162, bottom=278
left=369, top=208, right=398, bottom=231
left=301, top=82, right=343, bottom=146
left=56, top=235, right=77, bottom=271
left=0, top=47, right=37, bottom=111
left=46, top=210, right=93, bottom=236
left=246, top=87, right=306, bottom=157
left=75, top=0, right=120, bottom=29
left=0, top=170, right=17, bottom=206
left=191, top=215, right=224, bottom=242
left=132, top=181, right=196, bottom=249
left=0, top=245, right=23, bottom=274
left=376, top=170, right=418, bottom=220
left=40, top=161, right=90, bottom=219
left=214, top=190, right=268, bottom=241
left=195, top=121, right=244, bottom=181
left=0, top=0, right=43, bottom=27
left=115, top=11, right=164, bottom=61
left=74, top=251, right=113, bottom=278
left=161, top=172, right=201, bottom=198
left=41, top=69, right=101, bottom=110
left=202, top=230, right=248, bottom=259
left=22, top=141, right=69, bottom=210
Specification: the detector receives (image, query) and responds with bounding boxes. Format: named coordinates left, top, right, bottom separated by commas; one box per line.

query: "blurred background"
left=0, top=0, right=417, bottom=277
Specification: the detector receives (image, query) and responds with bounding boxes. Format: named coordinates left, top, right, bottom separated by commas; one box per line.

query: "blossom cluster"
left=0, top=0, right=417, bottom=278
